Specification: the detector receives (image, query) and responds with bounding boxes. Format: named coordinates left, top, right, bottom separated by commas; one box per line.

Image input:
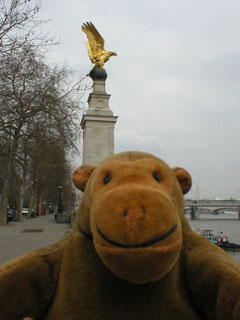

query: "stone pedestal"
left=81, top=73, right=118, bottom=166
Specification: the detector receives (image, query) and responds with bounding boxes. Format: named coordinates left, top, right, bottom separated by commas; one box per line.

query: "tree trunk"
left=17, top=179, right=24, bottom=221
left=28, top=191, right=34, bottom=219
left=0, top=159, right=11, bottom=225
left=0, top=129, right=21, bottom=225
left=38, top=190, right=44, bottom=215
left=17, top=153, right=28, bottom=222
left=27, top=191, right=34, bottom=219
left=33, top=183, right=39, bottom=218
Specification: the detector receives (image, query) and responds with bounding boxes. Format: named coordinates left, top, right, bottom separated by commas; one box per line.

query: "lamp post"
left=57, top=186, right=63, bottom=214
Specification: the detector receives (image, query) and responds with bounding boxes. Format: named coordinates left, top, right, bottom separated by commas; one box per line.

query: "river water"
left=186, top=213, right=240, bottom=265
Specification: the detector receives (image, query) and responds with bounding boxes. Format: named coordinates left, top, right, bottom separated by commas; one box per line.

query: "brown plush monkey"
left=0, top=151, right=240, bottom=320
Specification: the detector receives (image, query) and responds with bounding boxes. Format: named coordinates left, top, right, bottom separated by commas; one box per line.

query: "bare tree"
left=21, top=121, right=78, bottom=219
left=29, top=134, right=75, bottom=215
left=0, top=0, right=56, bottom=55
left=0, top=1, right=88, bottom=225
left=0, top=42, right=84, bottom=225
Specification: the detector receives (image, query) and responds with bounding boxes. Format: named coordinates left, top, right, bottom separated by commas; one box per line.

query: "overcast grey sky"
left=39, top=0, right=240, bottom=200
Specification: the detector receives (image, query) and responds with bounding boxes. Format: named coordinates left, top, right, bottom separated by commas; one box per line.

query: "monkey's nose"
left=123, top=206, right=146, bottom=233
left=123, top=206, right=146, bottom=218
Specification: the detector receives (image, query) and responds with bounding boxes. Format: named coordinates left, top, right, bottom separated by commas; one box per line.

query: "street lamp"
left=57, top=186, right=63, bottom=214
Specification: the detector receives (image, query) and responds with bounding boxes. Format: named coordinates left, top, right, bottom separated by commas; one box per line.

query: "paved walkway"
left=0, top=214, right=71, bottom=265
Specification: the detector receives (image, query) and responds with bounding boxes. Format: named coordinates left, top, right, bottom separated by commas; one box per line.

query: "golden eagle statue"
left=81, top=22, right=117, bottom=70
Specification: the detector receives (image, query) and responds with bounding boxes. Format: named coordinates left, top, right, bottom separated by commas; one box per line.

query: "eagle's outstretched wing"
left=81, top=22, right=105, bottom=63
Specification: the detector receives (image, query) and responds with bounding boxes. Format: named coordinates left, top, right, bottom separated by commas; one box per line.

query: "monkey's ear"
left=72, top=165, right=96, bottom=192
left=172, top=167, right=192, bottom=194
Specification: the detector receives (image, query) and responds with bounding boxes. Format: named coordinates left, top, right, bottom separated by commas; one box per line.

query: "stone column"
left=81, top=69, right=118, bottom=166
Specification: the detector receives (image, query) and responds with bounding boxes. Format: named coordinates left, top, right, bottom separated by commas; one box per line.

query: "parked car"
left=7, top=209, right=15, bottom=222
left=22, top=208, right=29, bottom=215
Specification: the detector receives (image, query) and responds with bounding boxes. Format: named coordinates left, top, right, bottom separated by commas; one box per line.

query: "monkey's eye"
left=103, top=174, right=112, bottom=184
left=153, top=172, right=161, bottom=183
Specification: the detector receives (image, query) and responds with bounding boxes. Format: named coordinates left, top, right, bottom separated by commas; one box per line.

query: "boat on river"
left=195, top=228, right=240, bottom=252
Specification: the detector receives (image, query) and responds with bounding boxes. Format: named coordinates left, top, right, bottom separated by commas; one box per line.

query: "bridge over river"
left=184, top=200, right=240, bottom=220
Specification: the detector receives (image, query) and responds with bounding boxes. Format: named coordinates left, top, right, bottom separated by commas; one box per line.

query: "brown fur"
left=0, top=151, right=240, bottom=319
